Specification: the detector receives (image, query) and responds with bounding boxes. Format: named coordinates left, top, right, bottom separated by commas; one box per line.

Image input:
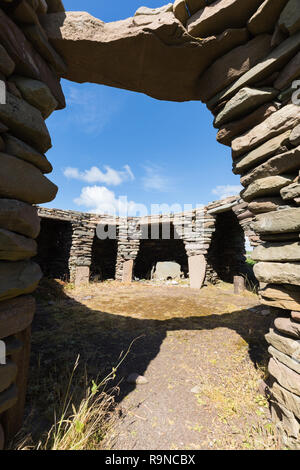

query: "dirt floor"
left=19, top=280, right=283, bottom=450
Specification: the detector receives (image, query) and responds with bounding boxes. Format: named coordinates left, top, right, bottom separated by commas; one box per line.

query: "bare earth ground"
left=20, top=280, right=284, bottom=450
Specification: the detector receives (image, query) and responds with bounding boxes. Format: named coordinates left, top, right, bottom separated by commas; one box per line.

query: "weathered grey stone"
left=270, top=380, right=300, bottom=420
left=127, top=373, right=148, bottom=385
left=0, top=44, right=15, bottom=76
left=42, top=11, right=250, bottom=102
left=274, top=317, right=300, bottom=340
left=252, top=241, right=300, bottom=262
left=233, top=131, right=291, bottom=174
left=241, top=147, right=300, bottom=187
left=290, top=124, right=300, bottom=146
left=281, top=182, right=300, bottom=200
left=0, top=424, right=3, bottom=450
left=188, top=255, right=206, bottom=289
left=0, top=9, right=65, bottom=108
left=0, top=260, right=42, bottom=301
left=248, top=197, right=286, bottom=214
left=269, top=358, right=300, bottom=396
left=269, top=345, right=300, bottom=375
left=0, top=295, right=35, bottom=339
left=217, top=103, right=278, bottom=147
left=199, top=35, right=271, bottom=102
left=173, top=0, right=189, bottom=24
left=241, top=175, right=294, bottom=202
left=152, top=261, right=181, bottom=280
left=208, top=33, right=300, bottom=108
left=247, top=0, right=289, bottom=35
left=275, top=51, right=300, bottom=90
left=214, top=87, right=278, bottom=127
left=232, top=104, right=300, bottom=158
left=279, top=0, right=300, bottom=36
left=0, top=92, right=51, bottom=153
left=0, top=122, right=8, bottom=134
left=270, top=400, right=300, bottom=439
left=266, top=328, right=300, bottom=360
left=254, top=261, right=300, bottom=286
left=122, top=260, right=134, bottom=283
left=4, top=134, right=52, bottom=174
left=0, top=384, right=17, bottom=414
left=0, top=199, right=40, bottom=238
left=0, top=153, right=57, bottom=204
left=10, top=76, right=58, bottom=119
left=253, top=208, right=300, bottom=234
left=0, top=361, right=17, bottom=394
left=0, top=228, right=37, bottom=261
left=187, top=0, right=263, bottom=38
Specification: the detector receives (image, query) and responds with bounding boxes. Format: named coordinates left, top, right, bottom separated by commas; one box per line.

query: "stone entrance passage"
left=134, top=222, right=188, bottom=281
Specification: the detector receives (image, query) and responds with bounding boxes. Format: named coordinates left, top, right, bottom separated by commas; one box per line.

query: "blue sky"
left=44, top=0, right=241, bottom=216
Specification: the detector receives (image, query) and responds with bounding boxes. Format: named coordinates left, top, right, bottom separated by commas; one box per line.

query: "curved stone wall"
left=0, top=0, right=299, bottom=449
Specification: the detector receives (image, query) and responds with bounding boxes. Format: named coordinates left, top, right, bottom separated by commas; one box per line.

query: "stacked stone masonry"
left=0, top=0, right=300, bottom=448
left=37, top=196, right=254, bottom=285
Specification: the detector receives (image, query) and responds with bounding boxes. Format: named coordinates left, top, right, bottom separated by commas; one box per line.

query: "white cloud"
left=64, top=165, right=134, bottom=186
left=212, top=184, right=242, bottom=200
left=74, top=185, right=147, bottom=217
left=142, top=165, right=171, bottom=192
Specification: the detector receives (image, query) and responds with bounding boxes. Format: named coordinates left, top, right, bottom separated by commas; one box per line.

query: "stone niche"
left=35, top=217, right=72, bottom=280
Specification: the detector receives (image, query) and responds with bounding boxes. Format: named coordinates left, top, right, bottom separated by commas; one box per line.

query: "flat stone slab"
left=254, top=261, right=300, bottom=286
left=241, top=175, right=294, bottom=201
left=208, top=32, right=300, bottom=108
left=269, top=345, right=300, bottom=375
left=270, top=380, right=300, bottom=420
left=269, top=357, right=300, bottom=397
left=0, top=261, right=42, bottom=302
left=241, top=146, right=300, bottom=187
left=233, top=131, right=291, bottom=175
left=0, top=384, right=18, bottom=414
left=232, top=104, right=300, bottom=158
left=42, top=11, right=250, bottom=102
left=0, top=361, right=17, bottom=394
left=187, top=0, right=263, bottom=37
left=0, top=92, right=51, bottom=153
left=253, top=241, right=300, bottom=262
left=4, top=134, right=52, bottom=174
left=279, top=0, right=300, bottom=35
left=274, top=317, right=300, bottom=340
left=0, top=228, right=37, bottom=261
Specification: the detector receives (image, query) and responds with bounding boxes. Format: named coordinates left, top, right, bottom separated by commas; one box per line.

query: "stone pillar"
left=188, top=255, right=207, bottom=290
